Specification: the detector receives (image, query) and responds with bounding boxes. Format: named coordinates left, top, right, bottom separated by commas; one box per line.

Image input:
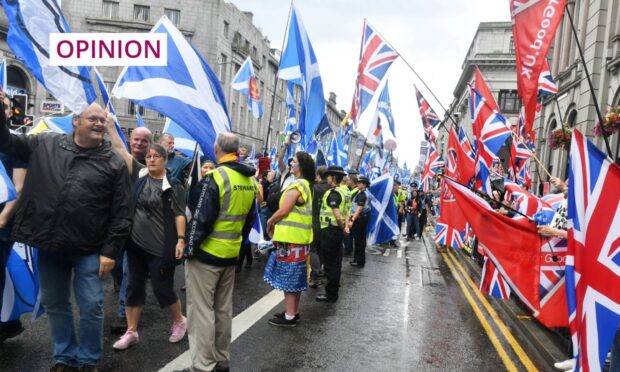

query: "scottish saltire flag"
left=232, top=57, right=263, bottom=119
left=566, top=129, right=620, bottom=372
left=366, top=109, right=384, bottom=146
left=367, top=174, right=399, bottom=245
left=377, top=81, right=396, bottom=137
left=335, top=130, right=348, bottom=167
left=113, top=16, right=230, bottom=162
left=163, top=118, right=203, bottom=159
left=248, top=201, right=264, bottom=244
left=0, top=59, right=7, bottom=91
left=28, top=114, right=74, bottom=135
left=136, top=111, right=145, bottom=127
left=480, top=257, right=512, bottom=300
left=315, top=149, right=326, bottom=167
left=2, top=0, right=96, bottom=113
left=278, top=5, right=326, bottom=144
left=415, top=86, right=440, bottom=141
left=1, top=242, right=43, bottom=322
left=94, top=67, right=128, bottom=149
left=349, top=20, right=398, bottom=126
left=306, top=138, right=318, bottom=157
left=0, top=161, right=17, bottom=204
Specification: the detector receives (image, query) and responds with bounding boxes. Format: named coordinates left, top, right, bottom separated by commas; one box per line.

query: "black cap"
left=394, top=179, right=401, bottom=185
left=324, top=165, right=347, bottom=176
left=410, top=182, right=418, bottom=188
left=357, top=176, right=370, bottom=186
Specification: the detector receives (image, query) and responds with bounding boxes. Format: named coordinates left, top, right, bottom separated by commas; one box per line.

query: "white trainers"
left=553, top=358, right=575, bottom=371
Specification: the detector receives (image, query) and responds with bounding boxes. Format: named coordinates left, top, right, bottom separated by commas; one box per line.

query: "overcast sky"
left=230, top=0, right=510, bottom=168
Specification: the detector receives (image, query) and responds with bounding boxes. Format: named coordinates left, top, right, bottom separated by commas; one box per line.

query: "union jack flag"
left=566, top=129, right=620, bottom=372
left=538, top=59, right=558, bottom=98
left=539, top=237, right=567, bottom=300
left=415, top=85, right=440, bottom=141
left=458, top=126, right=476, bottom=161
left=349, top=20, right=398, bottom=125
left=422, top=141, right=444, bottom=192
left=542, top=193, right=565, bottom=210
left=480, top=256, right=512, bottom=300
left=435, top=222, right=464, bottom=250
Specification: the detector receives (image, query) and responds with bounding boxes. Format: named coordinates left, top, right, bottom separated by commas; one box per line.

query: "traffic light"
left=10, top=94, right=27, bottom=125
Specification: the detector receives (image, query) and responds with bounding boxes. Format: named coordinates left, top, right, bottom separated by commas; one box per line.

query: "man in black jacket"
left=0, top=101, right=132, bottom=372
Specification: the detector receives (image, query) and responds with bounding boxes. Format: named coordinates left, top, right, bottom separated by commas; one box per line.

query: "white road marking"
left=397, top=249, right=403, bottom=258
left=158, top=289, right=284, bottom=372
left=383, top=249, right=390, bottom=257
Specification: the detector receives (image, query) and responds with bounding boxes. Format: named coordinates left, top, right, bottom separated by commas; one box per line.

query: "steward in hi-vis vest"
left=316, top=165, right=349, bottom=303
left=348, top=176, right=371, bottom=268
left=185, top=133, right=258, bottom=372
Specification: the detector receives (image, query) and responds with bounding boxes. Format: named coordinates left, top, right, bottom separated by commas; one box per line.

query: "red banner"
left=510, top=0, right=566, bottom=133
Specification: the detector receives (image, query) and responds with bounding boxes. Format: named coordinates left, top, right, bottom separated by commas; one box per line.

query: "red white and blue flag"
left=566, top=129, right=620, bottom=372
left=446, top=127, right=475, bottom=185
left=422, top=141, right=444, bottom=192
left=435, top=222, right=465, bottom=250
left=349, top=20, right=398, bottom=126
left=480, top=256, right=512, bottom=299
left=538, top=59, right=558, bottom=99
left=415, top=85, right=441, bottom=141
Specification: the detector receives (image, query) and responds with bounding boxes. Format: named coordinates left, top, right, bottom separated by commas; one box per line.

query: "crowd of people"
left=0, top=95, right=433, bottom=372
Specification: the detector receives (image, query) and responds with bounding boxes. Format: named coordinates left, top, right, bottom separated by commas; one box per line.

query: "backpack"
left=266, top=182, right=282, bottom=213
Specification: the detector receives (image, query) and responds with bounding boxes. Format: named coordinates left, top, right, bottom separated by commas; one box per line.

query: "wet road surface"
left=1, top=237, right=542, bottom=371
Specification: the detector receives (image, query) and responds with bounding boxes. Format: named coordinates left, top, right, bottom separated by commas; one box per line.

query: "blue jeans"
left=406, top=214, right=420, bottom=238
left=38, top=251, right=104, bottom=367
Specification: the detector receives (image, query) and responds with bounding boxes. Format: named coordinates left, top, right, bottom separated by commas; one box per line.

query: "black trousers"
left=320, top=226, right=344, bottom=299
left=237, top=242, right=253, bottom=268
left=352, top=216, right=368, bottom=266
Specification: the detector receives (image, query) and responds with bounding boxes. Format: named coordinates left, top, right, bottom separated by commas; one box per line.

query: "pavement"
left=0, top=235, right=559, bottom=371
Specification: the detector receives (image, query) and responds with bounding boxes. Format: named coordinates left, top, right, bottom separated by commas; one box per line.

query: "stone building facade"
left=0, top=0, right=344, bottom=153
left=437, top=22, right=518, bottom=160
left=534, top=1, right=620, bottom=192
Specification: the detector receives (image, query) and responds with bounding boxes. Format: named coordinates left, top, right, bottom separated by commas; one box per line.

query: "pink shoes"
left=169, top=316, right=187, bottom=343
left=113, top=330, right=139, bottom=350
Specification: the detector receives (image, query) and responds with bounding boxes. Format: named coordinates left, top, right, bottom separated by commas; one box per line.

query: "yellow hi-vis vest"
left=273, top=179, right=313, bottom=245
left=200, top=166, right=257, bottom=259
left=320, top=187, right=345, bottom=229
left=339, top=184, right=351, bottom=217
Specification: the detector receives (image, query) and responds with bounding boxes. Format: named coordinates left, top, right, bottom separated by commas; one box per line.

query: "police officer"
left=349, top=176, right=371, bottom=267
left=185, top=133, right=258, bottom=372
left=316, top=166, right=349, bottom=303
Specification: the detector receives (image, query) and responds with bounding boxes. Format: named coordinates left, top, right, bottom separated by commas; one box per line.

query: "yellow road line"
left=441, top=252, right=518, bottom=372
left=446, top=250, right=538, bottom=372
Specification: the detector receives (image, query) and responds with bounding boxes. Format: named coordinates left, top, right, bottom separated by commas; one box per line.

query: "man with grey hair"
left=184, top=132, right=257, bottom=372
left=158, top=132, right=192, bottom=182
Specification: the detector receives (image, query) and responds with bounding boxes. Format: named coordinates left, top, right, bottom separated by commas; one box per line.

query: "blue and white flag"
left=28, top=114, right=74, bottom=135
left=113, top=16, right=230, bottom=162
left=232, top=57, right=263, bottom=119
left=377, top=81, right=396, bottom=137
left=248, top=202, right=264, bottom=244
left=136, top=111, right=145, bottom=127
left=94, top=67, right=128, bottom=148
left=306, top=138, right=318, bottom=157
left=0, top=161, right=17, bottom=204
left=163, top=117, right=203, bottom=159
left=2, top=0, right=96, bottom=113
left=0, top=59, right=7, bottom=91
left=315, top=149, right=326, bottom=167
left=286, top=81, right=295, bottom=108
left=1, top=242, right=43, bottom=322
left=278, top=4, right=327, bottom=144
left=367, top=174, right=399, bottom=245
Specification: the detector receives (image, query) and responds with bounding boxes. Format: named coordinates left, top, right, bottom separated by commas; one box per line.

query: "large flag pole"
left=366, top=20, right=458, bottom=131
left=263, top=1, right=293, bottom=151
left=565, top=6, right=613, bottom=157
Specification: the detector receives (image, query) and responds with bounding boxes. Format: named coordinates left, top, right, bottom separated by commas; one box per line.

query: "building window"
left=498, top=89, right=520, bottom=114
left=509, top=37, right=515, bottom=54
left=219, top=54, right=228, bottom=83
left=223, top=21, right=230, bottom=38
left=262, top=55, right=266, bottom=68
left=165, top=9, right=181, bottom=26
left=252, top=46, right=258, bottom=59
left=133, top=5, right=150, bottom=22
left=158, top=112, right=165, bottom=119
left=102, top=1, right=119, bottom=19
left=128, top=101, right=145, bottom=116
